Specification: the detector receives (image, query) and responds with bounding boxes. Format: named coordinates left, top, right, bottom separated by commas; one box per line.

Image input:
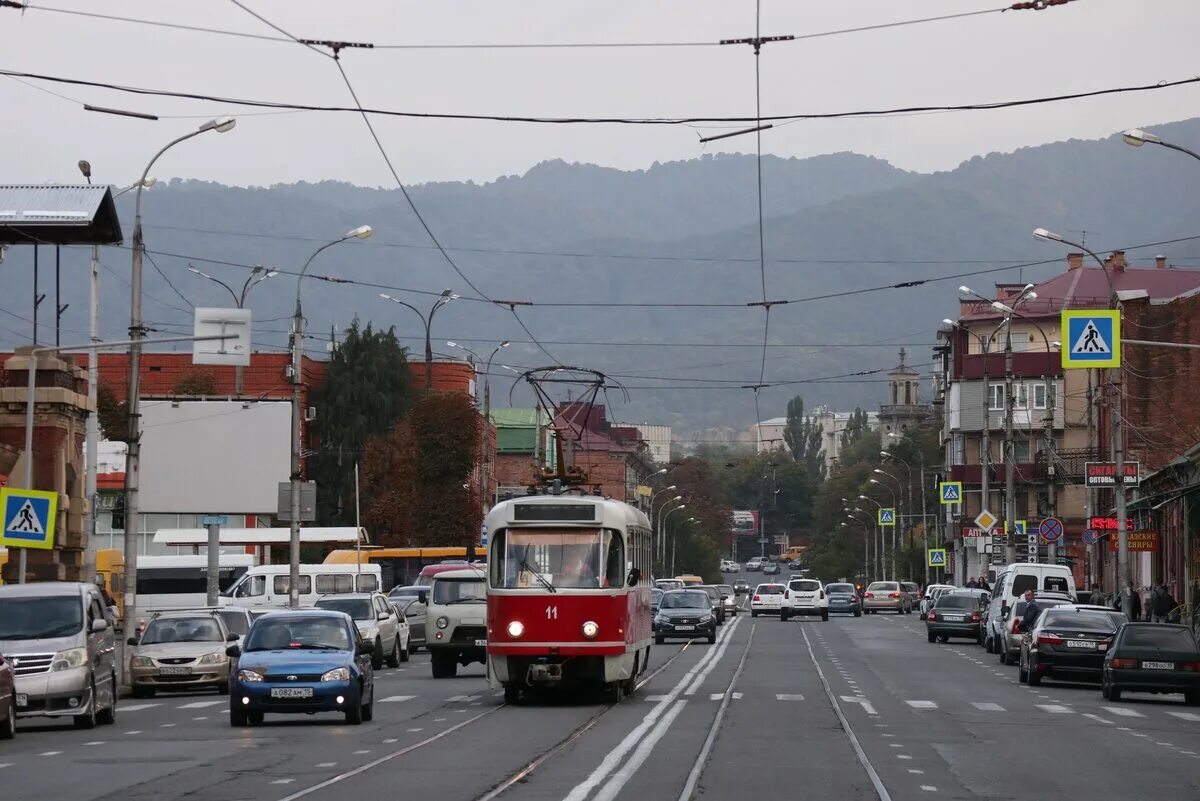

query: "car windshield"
left=142, top=616, right=223, bottom=644
left=433, top=579, right=486, bottom=605
left=216, top=611, right=249, bottom=636
left=1041, top=611, right=1118, bottom=631
left=868, top=583, right=897, bottom=592
left=651, top=589, right=663, bottom=603
left=791, top=580, right=821, bottom=592
left=662, top=591, right=708, bottom=609
left=492, top=528, right=623, bottom=590
left=757, top=585, right=783, bottom=595
left=936, top=596, right=979, bottom=609
left=389, top=586, right=422, bottom=598
left=827, top=584, right=855, bottom=594
left=0, top=596, right=83, bottom=640
left=315, top=598, right=374, bottom=620
left=718, top=586, right=734, bottom=595
left=1122, top=626, right=1199, bottom=649
left=244, top=617, right=352, bottom=651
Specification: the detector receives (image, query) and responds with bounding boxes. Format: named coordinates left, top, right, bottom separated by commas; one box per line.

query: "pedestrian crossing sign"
left=878, top=508, right=896, bottom=526
left=939, top=481, right=963, bottom=505
left=0, top=488, right=57, bottom=550
left=927, top=548, right=947, bottom=567
left=1061, top=309, right=1120, bottom=369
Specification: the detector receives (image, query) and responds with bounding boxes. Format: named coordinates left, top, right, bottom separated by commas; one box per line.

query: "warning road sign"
left=927, top=548, right=947, bottom=567
left=878, top=508, right=896, bottom=526
left=939, top=481, right=963, bottom=505
left=0, top=488, right=57, bottom=550
left=1062, top=309, right=1120, bottom=369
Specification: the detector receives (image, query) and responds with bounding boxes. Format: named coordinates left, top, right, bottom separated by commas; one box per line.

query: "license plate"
left=944, top=615, right=964, bottom=622
left=675, top=625, right=695, bottom=631
left=1066, top=640, right=1097, bottom=649
left=15, top=693, right=27, bottom=707
left=474, top=639, right=487, bottom=647
left=159, top=666, right=192, bottom=675
left=270, top=687, right=313, bottom=699
left=1144, top=661, right=1175, bottom=670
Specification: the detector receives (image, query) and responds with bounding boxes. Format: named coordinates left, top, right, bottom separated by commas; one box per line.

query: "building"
left=556, top=402, right=655, bottom=503
left=755, top=410, right=879, bottom=468
left=490, top=408, right=556, bottom=503
left=753, top=418, right=787, bottom=452
left=937, top=251, right=1200, bottom=587
left=618, top=422, right=671, bottom=465
left=877, top=348, right=934, bottom=438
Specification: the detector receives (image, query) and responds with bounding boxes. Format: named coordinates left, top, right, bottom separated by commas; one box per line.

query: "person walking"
left=1150, top=582, right=1172, bottom=624
left=1089, top=583, right=1104, bottom=606
left=965, top=576, right=978, bottom=589
left=977, top=576, right=991, bottom=593
left=1129, top=587, right=1143, bottom=622
left=1021, top=589, right=1043, bottom=631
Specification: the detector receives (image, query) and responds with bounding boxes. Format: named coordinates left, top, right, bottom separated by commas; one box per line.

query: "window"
left=1012, top=440, right=1031, bottom=462
left=1012, top=384, right=1029, bottom=409
left=231, top=575, right=265, bottom=598
left=274, top=574, right=312, bottom=595
left=989, top=385, right=1005, bottom=411
left=1011, top=575, right=1037, bottom=596
left=357, top=574, right=379, bottom=592
left=1043, top=575, right=1070, bottom=593
left=316, top=574, right=354, bottom=594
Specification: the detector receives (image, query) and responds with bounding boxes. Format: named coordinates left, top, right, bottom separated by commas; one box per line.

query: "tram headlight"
left=507, top=620, right=525, bottom=638
left=436, top=616, right=449, bottom=630
left=581, top=620, right=599, bottom=639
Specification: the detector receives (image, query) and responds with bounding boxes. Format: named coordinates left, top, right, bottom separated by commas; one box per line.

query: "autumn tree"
left=96, top=381, right=128, bottom=442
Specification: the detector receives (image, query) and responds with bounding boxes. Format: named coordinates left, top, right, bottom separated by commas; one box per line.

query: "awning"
left=0, top=184, right=123, bottom=245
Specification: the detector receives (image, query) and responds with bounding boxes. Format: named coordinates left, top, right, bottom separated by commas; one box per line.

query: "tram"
left=484, top=494, right=654, bottom=703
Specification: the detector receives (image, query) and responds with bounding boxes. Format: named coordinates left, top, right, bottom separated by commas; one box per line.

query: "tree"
left=657, top=457, right=732, bottom=582
left=311, top=321, right=417, bottom=525
left=172, top=370, right=218, bottom=396
left=841, top=407, right=870, bottom=447
left=96, top=381, right=128, bottom=442
left=783, top=396, right=825, bottom=482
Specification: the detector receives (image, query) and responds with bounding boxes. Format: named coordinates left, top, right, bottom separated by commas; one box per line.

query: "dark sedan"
left=654, top=590, right=717, bottom=644
left=732, top=580, right=751, bottom=595
left=825, top=583, right=861, bottom=617
left=926, top=594, right=984, bottom=643
left=1102, top=623, right=1200, bottom=704
left=1020, top=607, right=1127, bottom=686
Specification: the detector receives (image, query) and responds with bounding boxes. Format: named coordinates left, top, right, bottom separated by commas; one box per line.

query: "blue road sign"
left=927, top=549, right=947, bottom=567
left=1081, top=529, right=1099, bottom=546
left=201, top=515, right=228, bottom=526
left=1039, top=517, right=1065, bottom=543
left=0, top=488, right=57, bottom=550
left=939, top=482, right=962, bottom=504
left=1062, top=309, right=1120, bottom=369
left=878, top=508, right=896, bottom=526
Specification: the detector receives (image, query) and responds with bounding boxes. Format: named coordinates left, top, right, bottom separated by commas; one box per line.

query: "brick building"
left=556, top=402, right=655, bottom=503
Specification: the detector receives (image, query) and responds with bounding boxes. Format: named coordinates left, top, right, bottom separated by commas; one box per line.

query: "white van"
left=219, top=564, right=382, bottom=608
left=983, top=563, right=1077, bottom=653
left=137, top=554, right=257, bottom=612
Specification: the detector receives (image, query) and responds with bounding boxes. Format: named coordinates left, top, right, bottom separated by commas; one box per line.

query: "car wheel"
left=1018, top=659, right=1028, bottom=683
left=1184, top=690, right=1200, bottom=707
left=998, top=647, right=1008, bottom=665
left=386, top=638, right=401, bottom=668
left=853, top=610, right=861, bottom=618
left=821, top=612, right=829, bottom=622
left=1108, top=686, right=1121, bottom=702
left=707, top=631, right=716, bottom=644
left=780, top=612, right=789, bottom=622
left=399, top=640, right=410, bottom=663
left=217, top=681, right=230, bottom=696
left=937, top=635, right=949, bottom=644
left=345, top=691, right=364, bottom=725
left=751, top=612, right=759, bottom=618
left=371, top=638, right=384, bottom=671
left=431, top=651, right=457, bottom=679
left=247, top=710, right=264, bottom=725
left=1101, top=681, right=1111, bottom=701
left=1028, top=668, right=1042, bottom=687
left=361, top=695, right=374, bottom=722
left=74, top=681, right=98, bottom=730
left=0, top=701, right=14, bottom=740
left=655, top=635, right=665, bottom=645
left=97, top=673, right=117, bottom=725
left=927, top=631, right=937, bottom=643
left=230, top=704, right=248, bottom=727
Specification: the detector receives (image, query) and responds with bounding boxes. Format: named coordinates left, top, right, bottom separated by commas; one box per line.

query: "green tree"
left=783, top=396, right=825, bottom=482
left=96, top=381, right=128, bottom=442
left=657, top=457, right=733, bottom=582
left=841, top=407, right=870, bottom=447
left=311, top=320, right=416, bottom=525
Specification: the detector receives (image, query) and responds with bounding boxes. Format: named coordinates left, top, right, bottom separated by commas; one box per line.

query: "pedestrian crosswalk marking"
left=841, top=695, right=878, bottom=715
left=379, top=695, right=416, bottom=703
left=1103, top=707, right=1145, bottom=717
left=906, top=700, right=937, bottom=709
left=118, top=704, right=161, bottom=712
left=6, top=499, right=44, bottom=534
left=775, top=694, right=804, bottom=701
left=1036, top=704, right=1073, bottom=714
left=971, top=702, right=1005, bottom=712
left=178, top=700, right=222, bottom=709
left=1167, top=711, right=1200, bottom=722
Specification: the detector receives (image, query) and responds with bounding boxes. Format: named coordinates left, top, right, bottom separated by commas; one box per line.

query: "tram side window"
left=604, top=532, right=624, bottom=588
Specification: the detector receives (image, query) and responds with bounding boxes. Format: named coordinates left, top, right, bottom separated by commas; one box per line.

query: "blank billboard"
left=138, top=400, right=291, bottom=514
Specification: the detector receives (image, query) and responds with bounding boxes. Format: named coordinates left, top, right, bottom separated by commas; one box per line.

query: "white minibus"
left=220, top=563, right=382, bottom=608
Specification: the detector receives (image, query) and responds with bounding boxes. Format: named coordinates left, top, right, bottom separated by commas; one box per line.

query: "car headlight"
left=436, top=616, right=449, bottom=630
left=129, top=655, right=153, bottom=668
left=507, top=620, right=524, bottom=638
left=581, top=621, right=599, bottom=639
left=654, top=615, right=668, bottom=625
left=237, top=669, right=264, bottom=683
left=199, top=652, right=228, bottom=665
left=321, top=667, right=351, bottom=682
left=51, top=647, right=88, bottom=672
left=698, top=613, right=713, bottom=622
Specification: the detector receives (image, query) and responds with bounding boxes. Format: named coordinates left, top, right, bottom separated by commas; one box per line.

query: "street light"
left=858, top=494, right=886, bottom=580
left=664, top=504, right=688, bottom=576
left=123, top=117, right=237, bottom=642
left=189, top=265, right=277, bottom=394
left=869, top=479, right=899, bottom=580
left=1122, top=128, right=1200, bottom=163
left=379, top=290, right=460, bottom=390
left=287, top=225, right=372, bottom=609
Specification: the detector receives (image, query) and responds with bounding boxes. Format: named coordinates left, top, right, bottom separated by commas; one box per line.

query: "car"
left=698, top=586, right=726, bottom=624
left=1019, top=606, right=1127, bottom=686
left=426, top=567, right=487, bottom=678
left=762, top=561, right=781, bottom=576
left=390, top=599, right=426, bottom=652
left=177, top=606, right=255, bottom=649
left=991, top=595, right=1074, bottom=665
left=720, top=560, right=741, bottom=574
left=746, top=557, right=765, bottom=572
left=919, top=584, right=956, bottom=620
left=985, top=563, right=1078, bottom=651
left=1102, top=623, right=1200, bottom=704
left=717, top=584, right=738, bottom=617
left=900, top=582, right=922, bottom=611
left=862, top=581, right=910, bottom=614
left=732, top=579, right=751, bottom=595
left=314, top=592, right=408, bottom=669
left=651, top=588, right=664, bottom=616
left=0, top=652, right=14, bottom=739
left=926, top=593, right=986, bottom=643
left=128, top=610, right=236, bottom=697
left=227, top=610, right=375, bottom=725
left=825, top=583, right=861, bottom=617
left=654, top=590, right=717, bottom=644
left=655, top=579, right=685, bottom=592
left=782, top=578, right=828, bottom=622
left=751, top=583, right=785, bottom=617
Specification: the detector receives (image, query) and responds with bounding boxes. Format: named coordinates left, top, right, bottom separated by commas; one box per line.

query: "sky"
left=1, top=0, right=1198, bottom=188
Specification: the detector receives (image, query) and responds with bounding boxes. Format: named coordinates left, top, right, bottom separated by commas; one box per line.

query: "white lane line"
left=378, top=695, right=416, bottom=703
left=125, top=730, right=142, bottom=735
left=1168, top=711, right=1200, bottom=722
left=880, top=733, right=895, bottom=738
left=271, top=779, right=295, bottom=785
left=972, top=702, right=1005, bottom=712
left=896, top=755, right=913, bottom=760
left=116, top=703, right=160, bottom=712
left=1082, top=713, right=1113, bottom=724
left=83, top=741, right=105, bottom=746
left=39, top=751, right=63, bottom=757
left=593, top=700, right=688, bottom=801
left=1104, top=707, right=1145, bottom=718
left=0, top=764, right=11, bottom=769
left=644, top=695, right=668, bottom=702
left=406, top=728, right=423, bottom=732
left=383, top=738, right=398, bottom=744
left=193, top=716, right=209, bottom=721
left=840, top=695, right=878, bottom=716
left=776, top=694, right=805, bottom=701
left=353, top=750, right=371, bottom=755
left=920, top=786, right=938, bottom=792
left=1036, top=705, right=1073, bottom=714
left=160, top=723, right=176, bottom=728
left=685, top=616, right=744, bottom=695
left=178, top=700, right=223, bottom=709
left=906, top=700, right=937, bottom=709
left=908, top=769, right=924, bottom=775
left=434, top=718, right=446, bottom=722
left=316, top=763, right=337, bottom=768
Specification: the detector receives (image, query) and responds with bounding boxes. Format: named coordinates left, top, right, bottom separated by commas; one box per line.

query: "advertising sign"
left=1109, top=530, right=1159, bottom=552
left=731, top=510, right=759, bottom=537
left=1084, top=462, right=1141, bottom=488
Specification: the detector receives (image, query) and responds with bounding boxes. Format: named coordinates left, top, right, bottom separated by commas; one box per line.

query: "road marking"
left=906, top=700, right=937, bottom=709
left=434, top=718, right=446, bottom=722
left=685, top=616, right=744, bottom=695
left=178, top=700, right=223, bottom=709
left=1156, top=742, right=1172, bottom=746
left=383, top=738, right=398, bottom=744
left=193, top=716, right=209, bottom=721
left=0, top=764, right=10, bottom=769
left=1103, top=707, right=1145, bottom=717
left=406, top=728, right=423, bottom=732
left=888, top=743, right=903, bottom=748
left=39, top=751, right=63, bottom=757
left=594, top=700, right=688, bottom=801
left=1168, top=711, right=1200, bottom=722
left=644, top=695, right=668, bottom=702
left=776, top=694, right=804, bottom=701
left=378, top=695, right=416, bottom=703
left=920, top=786, right=938, bottom=792
left=840, top=695, right=878, bottom=716
left=1082, top=713, right=1113, bottom=724
left=881, top=733, right=895, bottom=738
left=117, top=703, right=160, bottom=712
left=316, top=763, right=337, bottom=768
left=354, top=750, right=371, bottom=754
left=83, top=741, right=105, bottom=746
left=971, top=702, right=1005, bottom=712
left=1036, top=705, right=1073, bottom=714
left=896, top=754, right=912, bottom=760
left=908, top=769, right=924, bottom=775
left=125, top=730, right=142, bottom=735
left=271, top=780, right=295, bottom=785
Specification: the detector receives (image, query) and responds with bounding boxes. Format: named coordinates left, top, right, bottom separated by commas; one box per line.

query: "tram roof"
left=485, top=494, right=650, bottom=531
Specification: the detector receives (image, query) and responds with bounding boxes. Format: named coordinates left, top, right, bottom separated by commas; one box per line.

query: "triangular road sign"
left=1070, top=319, right=1111, bottom=355
left=6, top=499, right=44, bottom=534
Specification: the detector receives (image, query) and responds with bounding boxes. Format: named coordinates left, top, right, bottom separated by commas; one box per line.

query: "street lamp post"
left=123, top=117, right=235, bottom=640
left=288, top=225, right=372, bottom=609
left=882, top=451, right=916, bottom=580
left=379, top=290, right=460, bottom=390
left=1122, top=128, right=1200, bottom=163
left=655, top=495, right=683, bottom=569
left=663, top=504, right=689, bottom=576
left=858, top=495, right=885, bottom=580
left=845, top=504, right=873, bottom=582
left=449, top=339, right=510, bottom=513
left=188, top=265, right=276, bottom=394
left=886, top=439, right=928, bottom=585
left=871, top=473, right=901, bottom=580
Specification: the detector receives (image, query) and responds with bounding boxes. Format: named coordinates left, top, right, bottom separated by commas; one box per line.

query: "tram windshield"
left=491, top=528, right=624, bottom=590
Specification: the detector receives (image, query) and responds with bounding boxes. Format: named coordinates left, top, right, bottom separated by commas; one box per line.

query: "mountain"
left=3, top=119, right=1200, bottom=438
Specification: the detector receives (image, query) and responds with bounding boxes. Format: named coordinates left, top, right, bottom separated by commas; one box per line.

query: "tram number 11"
left=545, top=606, right=558, bottom=620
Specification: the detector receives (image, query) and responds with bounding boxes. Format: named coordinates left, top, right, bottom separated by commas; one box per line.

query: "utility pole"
left=1003, top=320, right=1017, bottom=565
left=1086, top=370, right=1097, bottom=588
left=981, top=334, right=992, bottom=581
left=1111, top=369, right=1131, bottom=618
left=1044, top=369, right=1059, bottom=565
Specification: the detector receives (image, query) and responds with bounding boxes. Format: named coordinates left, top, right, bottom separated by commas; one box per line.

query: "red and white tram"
left=485, top=495, right=654, bottom=703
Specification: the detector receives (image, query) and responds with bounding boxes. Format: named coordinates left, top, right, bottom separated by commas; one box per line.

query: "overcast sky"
left=2, top=0, right=1198, bottom=188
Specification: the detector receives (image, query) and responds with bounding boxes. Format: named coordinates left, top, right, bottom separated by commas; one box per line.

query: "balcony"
left=957, top=352, right=1060, bottom=380
left=1036, top=447, right=1101, bottom=481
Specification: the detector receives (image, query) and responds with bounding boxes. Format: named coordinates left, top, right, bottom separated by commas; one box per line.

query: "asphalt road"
left=5, top=581, right=1199, bottom=801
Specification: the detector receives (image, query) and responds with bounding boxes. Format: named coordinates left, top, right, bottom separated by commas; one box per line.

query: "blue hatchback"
left=227, top=610, right=375, bottom=726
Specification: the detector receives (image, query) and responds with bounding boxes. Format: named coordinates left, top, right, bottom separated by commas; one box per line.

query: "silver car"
left=315, top=592, right=408, bottom=669
left=128, top=611, right=235, bottom=697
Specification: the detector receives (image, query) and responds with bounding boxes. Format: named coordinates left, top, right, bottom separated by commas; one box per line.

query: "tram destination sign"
left=1084, top=462, right=1140, bottom=488
left=513, top=503, right=597, bottom=522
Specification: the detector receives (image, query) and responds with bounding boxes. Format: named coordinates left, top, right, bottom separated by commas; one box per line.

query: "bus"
left=136, top=554, right=257, bottom=613
left=96, top=548, right=125, bottom=621
left=324, top=546, right=487, bottom=591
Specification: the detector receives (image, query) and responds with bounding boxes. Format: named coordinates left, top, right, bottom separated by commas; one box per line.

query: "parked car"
left=654, top=590, right=717, bottom=644
left=746, top=557, right=765, bottom=572
left=698, top=586, right=726, bottom=625
left=985, top=563, right=1077, bottom=651
left=782, top=578, right=828, bottom=622
left=128, top=610, right=236, bottom=697
left=1102, top=623, right=1200, bottom=704
left=717, top=584, right=738, bottom=617
left=315, top=592, right=408, bottom=668
left=863, top=581, right=911, bottom=614
left=919, top=584, right=956, bottom=620
left=825, top=583, right=861, bottom=617
left=991, top=596, right=1074, bottom=665
left=0, top=581, right=118, bottom=729
left=1019, top=606, right=1127, bottom=686
left=762, top=561, right=781, bottom=576
left=0, top=652, right=14, bottom=739
left=732, top=579, right=751, bottom=595
left=720, top=560, right=741, bottom=574
left=227, top=610, right=375, bottom=725
left=751, top=583, right=786, bottom=617
left=926, top=593, right=986, bottom=643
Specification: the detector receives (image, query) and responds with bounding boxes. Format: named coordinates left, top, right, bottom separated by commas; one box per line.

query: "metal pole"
left=481, top=364, right=490, bottom=512
left=1112, top=372, right=1131, bottom=617
left=354, top=462, right=362, bottom=583
left=1004, top=320, right=1017, bottom=565
left=980, top=334, right=992, bottom=577
left=33, top=244, right=39, bottom=344
left=19, top=351, right=36, bottom=583
left=205, top=521, right=220, bottom=606
left=1045, top=371, right=1058, bottom=565
left=1086, top=370, right=1097, bottom=587
left=919, top=461, right=928, bottom=586
left=84, top=245, right=100, bottom=582
left=289, top=296, right=303, bottom=608
left=54, top=246, right=61, bottom=348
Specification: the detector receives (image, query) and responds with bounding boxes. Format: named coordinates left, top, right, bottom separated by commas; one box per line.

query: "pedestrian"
left=1089, top=583, right=1104, bottom=606
left=966, top=576, right=978, bottom=589
left=1150, top=582, right=1173, bottom=624
left=1021, top=589, right=1043, bottom=631
left=977, top=576, right=991, bottom=593
left=1129, top=587, right=1142, bottom=622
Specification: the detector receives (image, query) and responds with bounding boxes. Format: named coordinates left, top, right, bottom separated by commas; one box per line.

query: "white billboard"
left=138, top=400, right=291, bottom=514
